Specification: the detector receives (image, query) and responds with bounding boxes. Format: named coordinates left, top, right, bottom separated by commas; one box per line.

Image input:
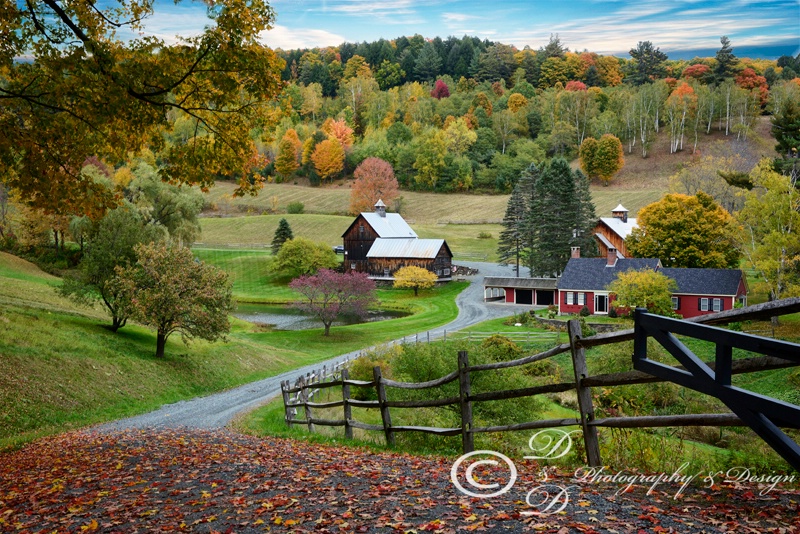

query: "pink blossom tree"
left=289, top=269, right=377, bottom=336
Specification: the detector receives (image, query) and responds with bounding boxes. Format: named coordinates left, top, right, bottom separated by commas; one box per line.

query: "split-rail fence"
left=281, top=298, right=800, bottom=470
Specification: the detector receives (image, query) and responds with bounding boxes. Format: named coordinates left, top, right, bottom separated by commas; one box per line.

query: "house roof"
left=558, top=258, right=662, bottom=291
left=484, top=277, right=559, bottom=290
left=660, top=268, right=745, bottom=296
left=367, top=238, right=450, bottom=259
left=598, top=216, right=638, bottom=240
left=356, top=212, right=418, bottom=238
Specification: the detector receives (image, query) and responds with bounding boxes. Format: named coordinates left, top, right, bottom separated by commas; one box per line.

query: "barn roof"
left=558, top=257, right=662, bottom=291
left=342, top=212, right=418, bottom=239
left=598, top=216, right=638, bottom=240
left=660, top=268, right=745, bottom=296
left=367, top=238, right=449, bottom=259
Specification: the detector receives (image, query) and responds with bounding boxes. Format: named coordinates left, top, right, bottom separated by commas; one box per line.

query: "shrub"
left=480, top=335, right=523, bottom=361
left=477, top=232, right=492, bottom=239
left=579, top=305, right=590, bottom=317
left=286, top=201, right=305, bottom=214
left=547, top=304, right=558, bottom=319
left=608, top=306, right=618, bottom=318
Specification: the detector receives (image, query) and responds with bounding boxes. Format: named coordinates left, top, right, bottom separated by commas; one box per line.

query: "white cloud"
left=259, top=24, right=346, bottom=50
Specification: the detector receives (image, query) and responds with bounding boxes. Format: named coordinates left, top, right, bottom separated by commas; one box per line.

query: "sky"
left=143, top=0, right=800, bottom=59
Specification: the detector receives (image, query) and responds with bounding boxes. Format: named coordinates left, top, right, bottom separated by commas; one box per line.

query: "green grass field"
left=0, top=250, right=466, bottom=449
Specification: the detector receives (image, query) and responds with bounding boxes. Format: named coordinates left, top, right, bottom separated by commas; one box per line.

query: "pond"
left=232, top=303, right=410, bottom=331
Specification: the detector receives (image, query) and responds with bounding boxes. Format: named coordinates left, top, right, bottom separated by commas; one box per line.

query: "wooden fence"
left=281, top=298, right=800, bottom=468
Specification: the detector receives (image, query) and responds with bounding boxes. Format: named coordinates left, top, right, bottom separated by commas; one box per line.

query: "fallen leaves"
left=0, top=429, right=797, bottom=532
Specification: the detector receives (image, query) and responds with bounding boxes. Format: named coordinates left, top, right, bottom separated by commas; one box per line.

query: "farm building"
left=660, top=268, right=747, bottom=318
left=594, top=204, right=638, bottom=259
left=341, top=200, right=452, bottom=281
left=482, top=277, right=558, bottom=306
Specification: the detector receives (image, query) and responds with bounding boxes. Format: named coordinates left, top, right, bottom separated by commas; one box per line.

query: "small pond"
left=233, top=303, right=410, bottom=331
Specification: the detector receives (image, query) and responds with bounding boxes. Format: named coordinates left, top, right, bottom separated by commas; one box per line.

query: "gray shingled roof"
left=660, top=268, right=744, bottom=296
left=558, top=258, right=662, bottom=290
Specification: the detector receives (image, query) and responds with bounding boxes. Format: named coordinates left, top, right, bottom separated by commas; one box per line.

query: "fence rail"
left=282, top=297, right=800, bottom=469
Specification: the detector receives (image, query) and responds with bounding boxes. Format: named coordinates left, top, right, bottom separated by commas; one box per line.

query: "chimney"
left=571, top=246, right=580, bottom=259
left=607, top=247, right=617, bottom=267
left=374, top=199, right=386, bottom=218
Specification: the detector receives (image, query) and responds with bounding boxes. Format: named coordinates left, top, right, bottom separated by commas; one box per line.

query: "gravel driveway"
left=99, top=261, right=530, bottom=431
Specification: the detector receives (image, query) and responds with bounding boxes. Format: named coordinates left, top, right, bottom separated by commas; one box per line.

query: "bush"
left=477, top=232, right=492, bottom=239
left=579, top=305, right=590, bottom=317
left=480, top=335, right=523, bottom=361
left=608, top=306, right=618, bottom=318
left=286, top=201, right=305, bottom=214
left=547, top=304, right=558, bottom=319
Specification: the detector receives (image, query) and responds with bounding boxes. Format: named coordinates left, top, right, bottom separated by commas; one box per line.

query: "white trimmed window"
left=578, top=292, right=586, bottom=306
left=672, top=297, right=679, bottom=310
left=566, top=292, right=574, bottom=305
left=699, top=298, right=709, bottom=312
left=713, top=298, right=722, bottom=312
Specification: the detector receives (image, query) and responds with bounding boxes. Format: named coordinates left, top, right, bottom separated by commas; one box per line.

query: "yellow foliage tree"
left=393, top=266, right=438, bottom=296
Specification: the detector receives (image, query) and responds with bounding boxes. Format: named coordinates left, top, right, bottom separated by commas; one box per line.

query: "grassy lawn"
left=0, top=251, right=467, bottom=449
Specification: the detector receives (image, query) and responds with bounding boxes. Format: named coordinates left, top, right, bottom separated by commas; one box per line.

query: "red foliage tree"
left=289, top=269, right=377, bottom=336
left=564, top=80, right=587, bottom=92
left=431, top=80, right=450, bottom=99
left=682, top=63, right=711, bottom=81
left=349, top=157, right=399, bottom=215
left=735, top=68, right=769, bottom=106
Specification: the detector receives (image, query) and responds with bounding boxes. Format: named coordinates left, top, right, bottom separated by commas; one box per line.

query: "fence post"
left=458, top=350, right=474, bottom=454
left=301, top=375, right=315, bottom=433
left=568, top=319, right=601, bottom=467
left=373, top=366, right=395, bottom=446
left=341, top=368, right=353, bottom=440
left=281, top=380, right=293, bottom=428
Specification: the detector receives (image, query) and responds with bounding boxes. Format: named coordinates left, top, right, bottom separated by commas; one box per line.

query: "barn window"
left=578, top=293, right=585, bottom=306
left=351, top=263, right=356, bottom=270
left=565, top=292, right=574, bottom=305
left=713, top=298, right=722, bottom=312
left=444, top=268, right=450, bottom=276
left=358, top=224, right=364, bottom=236
left=672, top=297, right=680, bottom=310
left=699, top=298, right=709, bottom=311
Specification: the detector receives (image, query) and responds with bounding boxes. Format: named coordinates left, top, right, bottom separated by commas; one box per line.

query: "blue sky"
left=144, top=0, right=799, bottom=58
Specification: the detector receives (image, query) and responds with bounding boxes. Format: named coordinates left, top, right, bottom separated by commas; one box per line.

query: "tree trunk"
left=155, top=331, right=167, bottom=358
left=414, top=286, right=419, bottom=296
left=323, top=322, right=331, bottom=336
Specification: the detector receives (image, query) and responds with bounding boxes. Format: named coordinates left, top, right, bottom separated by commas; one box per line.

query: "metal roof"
left=367, top=238, right=446, bottom=259
left=484, top=277, right=559, bottom=290
left=360, top=212, right=418, bottom=238
left=594, top=233, right=625, bottom=258
left=598, top=216, right=638, bottom=240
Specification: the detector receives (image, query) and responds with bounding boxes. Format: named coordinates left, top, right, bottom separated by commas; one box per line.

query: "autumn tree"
left=59, top=204, right=165, bottom=331
left=736, top=160, right=800, bottom=303
left=290, top=269, right=376, bottom=335
left=393, top=266, right=438, bottom=296
left=270, top=237, right=339, bottom=278
left=579, top=134, right=624, bottom=185
left=431, top=80, right=450, bottom=99
left=321, top=119, right=355, bottom=150
left=112, top=242, right=233, bottom=358
left=349, top=158, right=399, bottom=215
left=275, top=129, right=302, bottom=178
left=627, top=192, right=741, bottom=268
left=271, top=218, right=293, bottom=254
left=607, top=269, right=677, bottom=317
left=1, top=0, right=284, bottom=217
left=311, top=139, right=345, bottom=183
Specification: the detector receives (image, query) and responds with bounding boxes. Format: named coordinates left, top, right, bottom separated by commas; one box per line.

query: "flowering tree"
left=112, top=243, right=233, bottom=358
left=290, top=269, right=377, bottom=336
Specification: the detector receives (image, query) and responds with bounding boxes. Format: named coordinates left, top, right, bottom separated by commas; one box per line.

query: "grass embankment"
left=0, top=251, right=466, bottom=449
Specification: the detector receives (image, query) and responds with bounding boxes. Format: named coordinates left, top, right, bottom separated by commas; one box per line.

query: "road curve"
left=98, top=261, right=528, bottom=431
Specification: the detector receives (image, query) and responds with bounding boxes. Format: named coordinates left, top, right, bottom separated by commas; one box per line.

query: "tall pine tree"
left=497, top=181, right=529, bottom=277
left=714, top=36, right=738, bottom=84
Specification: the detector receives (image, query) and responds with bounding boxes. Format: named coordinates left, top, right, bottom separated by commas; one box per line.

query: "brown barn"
left=341, top=200, right=452, bottom=281
left=593, top=204, right=638, bottom=259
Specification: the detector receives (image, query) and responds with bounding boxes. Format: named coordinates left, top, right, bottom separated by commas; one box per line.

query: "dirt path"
left=99, top=262, right=525, bottom=432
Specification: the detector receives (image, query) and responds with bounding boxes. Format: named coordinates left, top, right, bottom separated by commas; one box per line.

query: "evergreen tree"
left=525, top=159, right=596, bottom=276
left=713, top=36, right=738, bottom=84
left=272, top=218, right=294, bottom=254
left=628, top=41, right=668, bottom=85
left=497, top=182, right=528, bottom=277
left=414, top=42, right=443, bottom=82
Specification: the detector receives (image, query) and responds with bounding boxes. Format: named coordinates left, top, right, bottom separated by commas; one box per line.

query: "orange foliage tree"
left=349, top=158, right=399, bottom=215
left=311, top=139, right=345, bottom=183
left=321, top=119, right=354, bottom=150
left=579, top=134, right=624, bottom=186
